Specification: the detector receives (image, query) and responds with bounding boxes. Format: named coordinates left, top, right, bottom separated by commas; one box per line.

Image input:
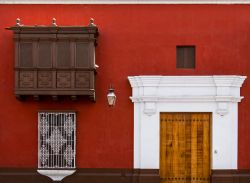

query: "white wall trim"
left=2, top=0, right=250, bottom=4
left=128, top=75, right=246, bottom=170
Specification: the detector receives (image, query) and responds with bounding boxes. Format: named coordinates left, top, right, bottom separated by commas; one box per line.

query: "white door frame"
left=128, top=75, right=246, bottom=170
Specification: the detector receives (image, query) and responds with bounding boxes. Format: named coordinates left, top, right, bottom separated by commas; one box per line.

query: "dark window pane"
left=76, top=43, right=89, bottom=68
left=38, top=42, right=52, bottom=68
left=176, top=46, right=195, bottom=69
left=57, top=42, right=71, bottom=68
left=20, top=42, right=33, bottom=67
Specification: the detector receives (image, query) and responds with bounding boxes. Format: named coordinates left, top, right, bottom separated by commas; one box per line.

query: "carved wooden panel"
left=57, top=72, right=71, bottom=88
left=19, top=71, right=34, bottom=88
left=38, top=42, right=52, bottom=68
left=20, top=42, right=33, bottom=67
left=38, top=71, right=53, bottom=88
left=75, top=72, right=90, bottom=88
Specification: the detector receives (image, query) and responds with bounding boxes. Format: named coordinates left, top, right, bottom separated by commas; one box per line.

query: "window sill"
left=37, top=169, right=76, bottom=181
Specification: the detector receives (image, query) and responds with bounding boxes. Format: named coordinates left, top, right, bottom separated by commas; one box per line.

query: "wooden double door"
left=160, top=113, right=211, bottom=183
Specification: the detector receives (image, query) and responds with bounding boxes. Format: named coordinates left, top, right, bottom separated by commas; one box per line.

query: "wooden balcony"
left=7, top=18, right=98, bottom=101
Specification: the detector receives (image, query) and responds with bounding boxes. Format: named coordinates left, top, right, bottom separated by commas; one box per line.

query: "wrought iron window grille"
left=38, top=112, right=76, bottom=181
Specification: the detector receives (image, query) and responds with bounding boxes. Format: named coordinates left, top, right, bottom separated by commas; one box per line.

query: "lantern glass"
left=107, top=89, right=116, bottom=106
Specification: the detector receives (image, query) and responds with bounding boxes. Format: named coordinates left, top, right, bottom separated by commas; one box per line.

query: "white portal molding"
left=129, top=75, right=246, bottom=116
left=2, top=0, right=250, bottom=4
left=128, top=75, right=246, bottom=170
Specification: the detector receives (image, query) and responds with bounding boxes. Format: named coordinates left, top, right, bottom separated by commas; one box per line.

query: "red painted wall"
left=0, top=4, right=250, bottom=169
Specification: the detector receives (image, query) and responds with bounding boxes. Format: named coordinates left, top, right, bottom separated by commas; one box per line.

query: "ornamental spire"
left=88, top=18, right=96, bottom=27
left=16, top=18, right=23, bottom=26
left=52, top=18, right=57, bottom=26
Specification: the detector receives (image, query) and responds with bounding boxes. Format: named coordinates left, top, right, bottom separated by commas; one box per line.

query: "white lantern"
left=107, top=87, right=116, bottom=106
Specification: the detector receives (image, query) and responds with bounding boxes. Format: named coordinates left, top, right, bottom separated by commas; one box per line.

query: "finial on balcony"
left=88, top=18, right=96, bottom=27
left=52, top=18, right=57, bottom=27
left=16, top=18, right=23, bottom=26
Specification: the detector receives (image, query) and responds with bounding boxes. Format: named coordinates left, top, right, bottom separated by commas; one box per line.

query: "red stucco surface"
left=0, top=4, right=250, bottom=169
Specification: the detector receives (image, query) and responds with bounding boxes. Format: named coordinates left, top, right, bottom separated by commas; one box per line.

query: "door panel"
left=160, top=113, right=210, bottom=183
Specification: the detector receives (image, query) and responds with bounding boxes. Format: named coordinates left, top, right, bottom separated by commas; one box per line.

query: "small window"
left=176, top=46, right=195, bottom=69
left=38, top=112, right=76, bottom=169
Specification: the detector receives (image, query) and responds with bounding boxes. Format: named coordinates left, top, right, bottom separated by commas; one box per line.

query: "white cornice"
left=128, top=75, right=246, bottom=87
left=2, top=0, right=250, bottom=4
left=128, top=75, right=246, bottom=116
left=130, top=96, right=244, bottom=103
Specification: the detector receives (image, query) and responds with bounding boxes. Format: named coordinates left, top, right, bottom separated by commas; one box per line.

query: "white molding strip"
left=1, top=0, right=250, bottom=4
left=128, top=75, right=246, bottom=170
